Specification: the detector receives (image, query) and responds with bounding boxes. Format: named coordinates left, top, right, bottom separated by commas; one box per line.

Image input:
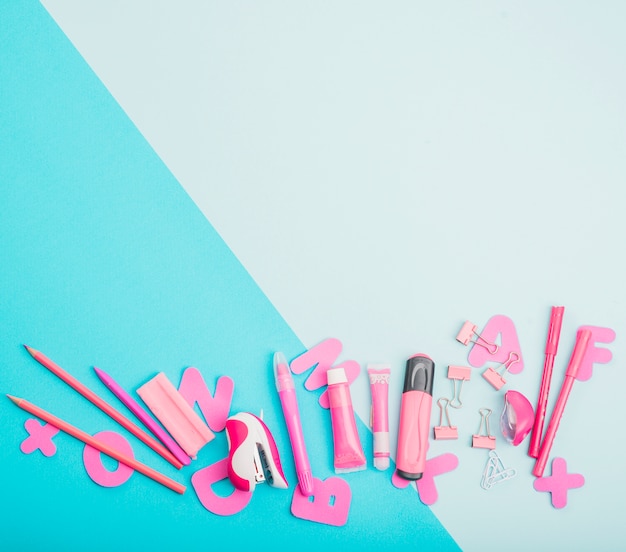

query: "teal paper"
left=0, top=2, right=459, bottom=550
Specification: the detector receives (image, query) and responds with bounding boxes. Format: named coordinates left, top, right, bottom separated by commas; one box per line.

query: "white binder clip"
left=482, top=352, right=520, bottom=391
left=434, top=398, right=458, bottom=440
left=456, top=321, right=498, bottom=354
left=472, top=408, right=496, bottom=449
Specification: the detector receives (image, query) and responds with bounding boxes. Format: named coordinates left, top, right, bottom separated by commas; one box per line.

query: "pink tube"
left=327, top=367, right=366, bottom=474
left=367, top=364, right=390, bottom=470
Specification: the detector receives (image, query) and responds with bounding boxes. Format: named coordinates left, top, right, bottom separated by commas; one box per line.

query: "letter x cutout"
left=20, top=418, right=59, bottom=457
left=533, top=457, right=585, bottom=508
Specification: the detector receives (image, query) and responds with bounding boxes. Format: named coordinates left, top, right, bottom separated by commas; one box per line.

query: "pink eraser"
left=137, top=372, right=215, bottom=458
left=448, top=365, right=471, bottom=380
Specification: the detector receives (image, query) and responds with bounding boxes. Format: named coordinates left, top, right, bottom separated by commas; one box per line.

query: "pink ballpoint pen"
left=274, top=352, right=314, bottom=496
left=528, top=306, right=565, bottom=458
left=533, top=328, right=591, bottom=478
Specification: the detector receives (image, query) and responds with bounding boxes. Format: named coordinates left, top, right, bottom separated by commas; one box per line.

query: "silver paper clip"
left=472, top=408, right=496, bottom=449
left=434, top=398, right=458, bottom=440
left=482, top=351, right=520, bottom=390
left=456, top=321, right=498, bottom=354
left=480, top=450, right=517, bottom=490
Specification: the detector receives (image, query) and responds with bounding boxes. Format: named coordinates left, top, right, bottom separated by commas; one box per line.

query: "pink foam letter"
left=290, top=338, right=360, bottom=408
left=83, top=431, right=134, bottom=487
left=392, top=453, right=459, bottom=505
left=576, top=325, right=616, bottom=382
left=21, top=418, right=59, bottom=457
left=291, top=476, right=351, bottom=526
left=191, top=458, right=252, bottom=516
left=533, top=457, right=585, bottom=509
left=416, top=453, right=459, bottom=505
left=468, top=315, right=524, bottom=374
left=178, top=367, right=234, bottom=432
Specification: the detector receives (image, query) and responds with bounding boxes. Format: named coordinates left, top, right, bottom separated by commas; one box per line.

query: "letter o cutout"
left=83, top=430, right=134, bottom=488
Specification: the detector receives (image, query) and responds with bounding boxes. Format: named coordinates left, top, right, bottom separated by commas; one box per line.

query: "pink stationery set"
left=9, top=305, right=615, bottom=521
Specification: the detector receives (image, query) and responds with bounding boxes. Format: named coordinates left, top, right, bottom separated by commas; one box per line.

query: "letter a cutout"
left=468, top=314, right=524, bottom=374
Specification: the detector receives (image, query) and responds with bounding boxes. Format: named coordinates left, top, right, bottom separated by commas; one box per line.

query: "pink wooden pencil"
left=7, top=394, right=185, bottom=494
left=24, top=345, right=183, bottom=469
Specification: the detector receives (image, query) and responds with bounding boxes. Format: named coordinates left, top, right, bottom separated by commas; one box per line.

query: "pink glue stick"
left=327, top=367, right=366, bottom=474
left=367, top=364, right=391, bottom=470
left=396, top=354, right=435, bottom=481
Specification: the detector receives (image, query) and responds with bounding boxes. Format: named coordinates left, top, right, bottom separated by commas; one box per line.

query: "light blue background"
left=3, top=1, right=626, bottom=550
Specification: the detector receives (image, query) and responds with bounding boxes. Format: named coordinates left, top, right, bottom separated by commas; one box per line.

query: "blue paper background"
left=0, top=2, right=458, bottom=550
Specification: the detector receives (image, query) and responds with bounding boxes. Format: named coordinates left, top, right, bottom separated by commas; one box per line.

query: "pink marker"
left=94, top=367, right=191, bottom=466
left=533, top=329, right=591, bottom=478
left=528, top=306, right=564, bottom=458
left=396, top=354, right=435, bottom=480
left=274, top=352, right=314, bottom=496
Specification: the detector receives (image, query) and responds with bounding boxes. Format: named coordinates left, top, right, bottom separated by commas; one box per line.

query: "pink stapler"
left=225, top=412, right=288, bottom=492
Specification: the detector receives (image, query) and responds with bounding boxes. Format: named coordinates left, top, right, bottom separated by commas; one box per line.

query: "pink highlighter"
left=396, top=354, right=435, bottom=480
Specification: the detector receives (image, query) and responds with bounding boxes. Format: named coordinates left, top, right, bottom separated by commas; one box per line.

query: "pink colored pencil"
left=93, top=367, right=191, bottom=466
left=7, top=394, right=185, bottom=494
left=24, top=345, right=183, bottom=469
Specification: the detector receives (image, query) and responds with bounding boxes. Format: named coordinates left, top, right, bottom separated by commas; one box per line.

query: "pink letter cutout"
left=21, top=418, right=59, bottom=457
left=533, top=457, right=584, bottom=509
left=392, top=453, right=459, bottom=505
left=576, top=325, right=616, bottom=382
left=178, top=367, right=234, bottom=432
left=191, top=458, right=252, bottom=516
left=468, top=315, right=524, bottom=374
left=291, top=476, right=351, bottom=526
left=290, top=338, right=360, bottom=408
left=83, top=431, right=134, bottom=487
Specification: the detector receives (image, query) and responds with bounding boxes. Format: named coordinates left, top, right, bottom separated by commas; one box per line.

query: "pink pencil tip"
left=6, top=394, right=20, bottom=404
left=23, top=344, right=35, bottom=355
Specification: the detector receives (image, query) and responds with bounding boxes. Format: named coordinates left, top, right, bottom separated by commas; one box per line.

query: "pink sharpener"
left=500, top=390, right=535, bottom=446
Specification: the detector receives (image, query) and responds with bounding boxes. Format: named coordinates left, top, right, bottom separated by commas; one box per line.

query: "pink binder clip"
left=482, top=352, right=520, bottom=391
left=456, top=321, right=498, bottom=354
left=472, top=408, right=496, bottom=449
left=447, top=365, right=471, bottom=408
left=434, top=398, right=458, bottom=440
